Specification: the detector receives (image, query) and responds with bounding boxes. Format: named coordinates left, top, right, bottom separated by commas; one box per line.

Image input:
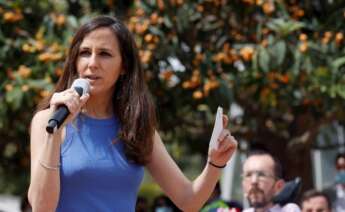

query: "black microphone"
left=46, top=78, right=90, bottom=134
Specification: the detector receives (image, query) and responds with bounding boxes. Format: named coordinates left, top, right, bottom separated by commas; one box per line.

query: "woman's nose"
left=88, top=53, right=99, bottom=68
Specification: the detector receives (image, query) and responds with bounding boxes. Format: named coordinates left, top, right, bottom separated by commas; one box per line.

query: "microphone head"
left=71, top=78, right=90, bottom=96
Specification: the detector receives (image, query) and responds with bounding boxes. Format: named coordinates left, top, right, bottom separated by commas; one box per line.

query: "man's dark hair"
left=246, top=149, right=283, bottom=179
left=300, top=189, right=331, bottom=210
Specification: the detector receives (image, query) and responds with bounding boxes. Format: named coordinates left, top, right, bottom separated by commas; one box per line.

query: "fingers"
left=208, top=123, right=238, bottom=167
left=50, top=89, right=85, bottom=114
left=79, top=93, right=90, bottom=108
left=217, top=129, right=237, bottom=153
left=64, top=97, right=80, bottom=114
left=217, top=129, right=230, bottom=143
left=222, top=114, right=229, bottom=128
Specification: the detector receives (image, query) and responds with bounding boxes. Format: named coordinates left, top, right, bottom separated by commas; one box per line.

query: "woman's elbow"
left=28, top=186, right=57, bottom=212
left=30, top=199, right=57, bottom=212
left=178, top=203, right=200, bottom=212
left=176, top=197, right=201, bottom=212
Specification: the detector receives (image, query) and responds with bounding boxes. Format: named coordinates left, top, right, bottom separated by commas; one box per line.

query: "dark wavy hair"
left=36, top=16, right=157, bottom=165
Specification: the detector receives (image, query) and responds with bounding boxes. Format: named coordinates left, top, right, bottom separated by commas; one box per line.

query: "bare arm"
left=147, top=115, right=237, bottom=211
left=28, top=89, right=89, bottom=212
left=28, top=109, right=64, bottom=212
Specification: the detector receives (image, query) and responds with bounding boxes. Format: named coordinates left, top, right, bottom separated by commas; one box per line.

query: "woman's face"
left=77, top=27, right=123, bottom=97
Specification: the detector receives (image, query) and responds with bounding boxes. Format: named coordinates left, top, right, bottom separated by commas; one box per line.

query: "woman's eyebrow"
left=98, top=47, right=113, bottom=52
left=78, top=46, right=114, bottom=53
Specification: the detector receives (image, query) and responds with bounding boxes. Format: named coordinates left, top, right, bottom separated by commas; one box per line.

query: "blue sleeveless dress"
left=56, top=114, right=144, bottom=212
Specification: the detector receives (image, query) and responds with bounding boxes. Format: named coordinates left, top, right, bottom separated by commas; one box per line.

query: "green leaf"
left=189, top=11, right=202, bottom=22
left=67, top=15, right=79, bottom=29
left=202, top=21, right=223, bottom=31
left=315, top=66, right=329, bottom=78
left=27, top=79, right=53, bottom=90
left=303, top=57, right=313, bottom=74
left=149, top=26, right=164, bottom=37
left=330, top=85, right=337, bottom=98
left=332, top=56, right=345, bottom=71
left=258, top=47, right=270, bottom=72
left=163, top=16, right=173, bottom=28
left=292, top=50, right=302, bottom=75
left=4, top=143, right=17, bottom=158
left=251, top=50, right=259, bottom=71
left=336, top=84, right=345, bottom=99
left=5, top=87, right=23, bottom=110
left=267, top=18, right=304, bottom=36
left=176, top=7, right=191, bottom=32
left=272, top=41, right=286, bottom=67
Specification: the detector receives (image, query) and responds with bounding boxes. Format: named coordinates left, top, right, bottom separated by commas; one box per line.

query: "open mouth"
left=84, top=75, right=101, bottom=81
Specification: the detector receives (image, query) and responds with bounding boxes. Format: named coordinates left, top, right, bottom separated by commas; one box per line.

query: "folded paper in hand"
left=209, top=106, right=223, bottom=150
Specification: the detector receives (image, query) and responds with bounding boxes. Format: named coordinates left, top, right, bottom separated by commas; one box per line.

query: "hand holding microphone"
left=46, top=78, right=90, bottom=134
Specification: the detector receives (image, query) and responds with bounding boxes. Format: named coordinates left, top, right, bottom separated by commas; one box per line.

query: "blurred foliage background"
left=1, top=0, right=345, bottom=199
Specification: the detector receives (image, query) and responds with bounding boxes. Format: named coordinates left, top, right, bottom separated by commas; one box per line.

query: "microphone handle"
left=45, top=86, right=84, bottom=134
left=46, top=106, right=69, bottom=134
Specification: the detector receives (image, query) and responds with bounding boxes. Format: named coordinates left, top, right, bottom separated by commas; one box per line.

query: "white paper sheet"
left=209, top=106, right=223, bottom=150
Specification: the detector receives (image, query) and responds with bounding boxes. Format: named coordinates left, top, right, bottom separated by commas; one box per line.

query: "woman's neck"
left=82, top=95, right=114, bottom=118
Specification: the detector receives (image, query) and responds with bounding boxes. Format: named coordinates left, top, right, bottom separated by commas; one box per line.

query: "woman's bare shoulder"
left=31, top=109, right=51, bottom=129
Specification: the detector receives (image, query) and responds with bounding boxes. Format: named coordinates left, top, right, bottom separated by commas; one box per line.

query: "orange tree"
left=129, top=0, right=345, bottom=191
left=1, top=0, right=345, bottom=194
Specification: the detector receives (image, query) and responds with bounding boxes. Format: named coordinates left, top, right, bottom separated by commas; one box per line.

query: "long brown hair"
left=37, top=16, right=156, bottom=165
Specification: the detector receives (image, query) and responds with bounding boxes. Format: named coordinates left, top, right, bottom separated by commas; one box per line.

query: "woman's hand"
left=49, top=88, right=90, bottom=126
left=208, top=115, right=238, bottom=168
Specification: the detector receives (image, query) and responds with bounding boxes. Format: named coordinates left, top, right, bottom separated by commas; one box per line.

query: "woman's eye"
left=100, top=51, right=111, bottom=57
left=79, top=51, right=90, bottom=56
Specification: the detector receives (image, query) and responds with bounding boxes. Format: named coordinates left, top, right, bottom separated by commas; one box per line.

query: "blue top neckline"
left=78, top=113, right=117, bottom=126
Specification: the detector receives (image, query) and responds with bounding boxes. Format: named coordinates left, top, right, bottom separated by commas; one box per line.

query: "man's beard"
left=247, top=187, right=270, bottom=209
